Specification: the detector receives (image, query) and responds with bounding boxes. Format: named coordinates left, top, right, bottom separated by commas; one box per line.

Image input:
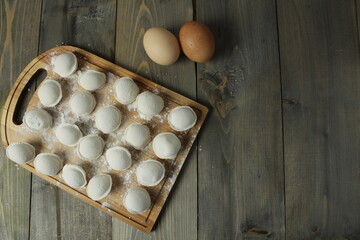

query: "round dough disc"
left=105, top=146, right=132, bottom=171
left=152, top=132, right=181, bottom=159
left=62, top=164, right=87, bottom=188
left=53, top=52, right=78, bottom=77
left=114, top=77, right=139, bottom=104
left=23, top=109, right=52, bottom=132
left=79, top=70, right=106, bottom=91
left=34, top=153, right=63, bottom=176
left=168, top=106, right=197, bottom=131
left=136, top=91, right=164, bottom=117
left=70, top=91, right=96, bottom=116
left=123, top=187, right=151, bottom=214
left=77, top=134, right=105, bottom=160
left=38, top=80, right=62, bottom=107
left=136, top=159, right=165, bottom=186
left=6, top=142, right=35, bottom=164
left=86, top=174, right=112, bottom=200
left=124, top=123, right=150, bottom=150
left=95, top=106, right=122, bottom=134
left=55, top=123, right=83, bottom=146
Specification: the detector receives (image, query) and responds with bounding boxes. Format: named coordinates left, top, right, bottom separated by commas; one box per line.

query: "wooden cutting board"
left=0, top=46, right=208, bottom=233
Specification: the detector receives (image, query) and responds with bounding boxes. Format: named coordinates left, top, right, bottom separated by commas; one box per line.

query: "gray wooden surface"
left=1, top=0, right=360, bottom=239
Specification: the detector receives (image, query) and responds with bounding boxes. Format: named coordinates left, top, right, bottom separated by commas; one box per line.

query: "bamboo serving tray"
left=0, top=46, right=207, bottom=233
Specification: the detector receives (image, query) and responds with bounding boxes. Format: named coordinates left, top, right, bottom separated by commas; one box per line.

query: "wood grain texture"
left=29, top=1, right=116, bottom=239
left=114, top=0, right=197, bottom=239
left=0, top=0, right=42, bottom=239
left=196, top=0, right=285, bottom=239
left=278, top=0, right=360, bottom=239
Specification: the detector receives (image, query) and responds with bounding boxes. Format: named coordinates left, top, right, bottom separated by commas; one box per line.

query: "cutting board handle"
left=1, top=56, right=48, bottom=146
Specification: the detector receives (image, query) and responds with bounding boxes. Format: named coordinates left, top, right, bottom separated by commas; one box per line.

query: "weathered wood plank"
left=278, top=0, right=360, bottom=239
left=0, top=0, right=42, bottom=239
left=196, top=0, right=285, bottom=239
left=113, top=0, right=197, bottom=238
left=29, top=0, right=116, bottom=239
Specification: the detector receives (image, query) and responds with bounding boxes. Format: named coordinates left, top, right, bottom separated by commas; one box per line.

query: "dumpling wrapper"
left=62, top=164, right=87, bottom=188
left=53, top=52, right=78, bottom=77
left=69, top=91, right=96, bottom=116
left=114, top=77, right=139, bottom=104
left=95, top=106, right=122, bottom=134
left=79, top=70, right=106, bottom=92
left=23, top=109, right=52, bottom=132
left=34, top=153, right=63, bottom=176
left=123, top=187, right=151, bottom=214
left=105, top=146, right=132, bottom=171
left=77, top=134, right=104, bottom=160
left=86, top=174, right=112, bottom=201
left=38, top=80, right=62, bottom=107
left=124, top=123, right=150, bottom=150
left=136, top=159, right=165, bottom=187
left=6, top=142, right=35, bottom=164
left=152, top=132, right=181, bottom=159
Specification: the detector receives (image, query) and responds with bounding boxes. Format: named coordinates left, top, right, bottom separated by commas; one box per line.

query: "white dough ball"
left=105, top=146, right=132, bottom=171
left=124, top=123, right=150, bottom=150
left=38, top=80, right=62, bottom=107
left=23, top=109, right=52, bottom=131
left=136, top=91, right=164, bottom=117
left=53, top=52, right=78, bottom=77
left=123, top=187, right=151, bottom=214
left=168, top=106, right=197, bottom=131
left=70, top=91, right=96, bottom=116
left=77, top=134, right=104, bottom=160
left=55, top=123, right=83, bottom=146
left=34, top=153, right=63, bottom=176
left=86, top=174, right=112, bottom=201
left=62, top=164, right=87, bottom=188
left=114, top=77, right=139, bottom=104
left=79, top=70, right=106, bottom=91
left=95, top=106, right=122, bottom=134
left=6, top=142, right=35, bottom=164
left=136, top=160, right=165, bottom=187
left=152, top=132, right=181, bottom=159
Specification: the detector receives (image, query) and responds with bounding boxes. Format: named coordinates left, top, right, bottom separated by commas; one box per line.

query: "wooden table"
left=1, top=0, right=359, bottom=239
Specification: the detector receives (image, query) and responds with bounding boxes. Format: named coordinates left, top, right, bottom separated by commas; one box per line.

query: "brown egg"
left=179, top=21, right=215, bottom=63
left=143, top=27, right=180, bottom=66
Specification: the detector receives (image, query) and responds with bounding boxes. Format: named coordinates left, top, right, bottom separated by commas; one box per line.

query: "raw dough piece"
left=95, top=106, right=122, bottom=134
left=69, top=91, right=96, bottom=116
left=62, top=164, right=87, bottom=188
left=77, top=134, right=104, bottom=160
left=114, top=77, right=139, bottom=104
left=6, top=142, right=35, bottom=164
left=53, top=52, right=78, bottom=77
left=86, top=174, right=112, bottom=201
left=124, top=123, right=150, bottom=150
left=55, top=123, right=83, bottom=146
left=152, top=132, right=181, bottom=159
left=79, top=70, right=106, bottom=91
left=23, top=109, right=52, bottom=131
left=168, top=106, right=197, bottom=131
left=136, top=159, right=165, bottom=187
left=38, top=80, right=62, bottom=107
left=105, top=146, right=132, bottom=171
left=123, top=187, right=151, bottom=214
left=136, top=91, right=164, bottom=118
left=34, top=153, right=63, bottom=176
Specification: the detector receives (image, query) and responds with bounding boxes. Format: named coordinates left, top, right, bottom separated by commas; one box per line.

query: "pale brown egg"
left=179, top=21, right=215, bottom=63
left=143, top=27, right=180, bottom=66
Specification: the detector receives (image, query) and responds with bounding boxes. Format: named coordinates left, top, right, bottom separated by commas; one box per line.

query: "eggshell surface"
left=179, top=21, right=215, bottom=62
left=143, top=27, right=180, bottom=65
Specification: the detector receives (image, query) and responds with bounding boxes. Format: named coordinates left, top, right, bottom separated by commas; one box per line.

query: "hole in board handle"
left=12, top=69, right=47, bottom=125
